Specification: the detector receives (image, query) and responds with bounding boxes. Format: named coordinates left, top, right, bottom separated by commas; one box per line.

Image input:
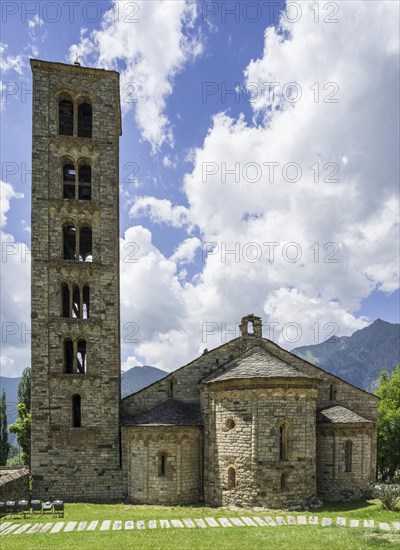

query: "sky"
left=0, top=0, right=399, bottom=378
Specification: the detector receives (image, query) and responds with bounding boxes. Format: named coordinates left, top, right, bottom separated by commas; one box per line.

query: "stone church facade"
left=30, top=60, right=377, bottom=507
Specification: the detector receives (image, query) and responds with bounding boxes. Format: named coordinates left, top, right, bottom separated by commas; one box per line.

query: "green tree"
left=9, top=404, right=31, bottom=465
left=0, top=390, right=10, bottom=465
left=17, top=367, right=31, bottom=411
left=375, top=365, right=400, bottom=480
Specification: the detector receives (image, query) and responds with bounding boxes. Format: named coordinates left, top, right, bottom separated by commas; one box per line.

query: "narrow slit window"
left=78, top=102, right=92, bottom=138
left=279, top=424, right=288, bottom=461
left=77, top=340, right=87, bottom=374
left=227, top=467, right=236, bottom=489
left=79, top=226, right=92, bottom=262
left=280, top=473, right=288, bottom=490
left=63, top=225, right=76, bottom=260
left=62, top=284, right=70, bottom=318
left=247, top=321, right=254, bottom=334
left=64, top=340, right=74, bottom=374
left=345, top=441, right=352, bottom=472
left=63, top=163, right=76, bottom=199
left=167, top=379, right=174, bottom=398
left=78, top=164, right=91, bottom=201
left=72, top=395, right=81, bottom=427
left=329, top=384, right=337, bottom=401
left=72, top=285, right=80, bottom=318
left=59, top=99, right=73, bottom=136
left=158, top=453, right=167, bottom=477
left=82, top=286, right=90, bottom=319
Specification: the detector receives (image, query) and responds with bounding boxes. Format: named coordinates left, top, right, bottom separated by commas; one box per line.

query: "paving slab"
left=253, top=517, right=267, bottom=526
left=148, top=520, right=157, bottom=529
left=171, top=519, right=184, bottom=528
left=125, top=520, right=134, bottom=530
left=0, top=523, right=12, bottom=533
left=275, top=516, right=286, bottom=525
left=230, top=517, right=245, bottom=527
left=241, top=517, right=257, bottom=527
left=287, top=516, right=296, bottom=525
left=40, top=523, right=54, bottom=533
left=379, top=522, right=390, bottom=531
left=100, top=520, right=111, bottom=531
left=77, top=522, right=87, bottom=531
left=183, top=518, right=196, bottom=528
left=364, top=520, right=374, bottom=528
left=137, top=520, right=145, bottom=530
left=64, top=521, right=77, bottom=532
left=160, top=519, right=170, bottom=529
left=205, top=517, right=219, bottom=527
left=392, top=522, right=400, bottom=531
left=0, top=524, right=20, bottom=536
left=194, top=518, right=207, bottom=528
left=264, top=516, right=277, bottom=527
left=350, top=519, right=359, bottom=528
left=321, top=518, right=332, bottom=527
left=50, top=522, right=64, bottom=534
left=297, top=516, right=307, bottom=525
left=336, top=517, right=346, bottom=527
left=28, top=523, right=44, bottom=534
left=113, top=520, right=122, bottom=530
left=87, top=520, right=98, bottom=531
left=219, top=518, right=233, bottom=527
left=12, top=524, right=31, bottom=535
left=308, top=516, right=318, bottom=525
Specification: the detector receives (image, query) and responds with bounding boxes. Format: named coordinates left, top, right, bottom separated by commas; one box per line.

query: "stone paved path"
left=0, top=516, right=399, bottom=536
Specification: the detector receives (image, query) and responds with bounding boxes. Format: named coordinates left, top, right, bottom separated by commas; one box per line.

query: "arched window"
left=63, top=225, right=76, bottom=260
left=63, top=162, right=76, bottom=199
left=279, top=424, right=288, bottom=461
left=345, top=440, right=352, bottom=472
left=329, top=384, right=337, bottom=401
left=59, top=97, right=74, bottom=136
left=78, top=164, right=91, bottom=200
left=62, top=284, right=70, bottom=317
left=72, top=394, right=81, bottom=427
left=78, top=102, right=92, bottom=138
left=280, top=472, right=288, bottom=490
left=158, top=453, right=167, bottom=477
left=82, top=286, right=90, bottom=319
left=77, top=340, right=87, bottom=374
left=64, top=340, right=74, bottom=374
left=227, top=467, right=236, bottom=489
left=79, top=226, right=92, bottom=262
left=72, top=285, right=80, bottom=318
left=247, top=320, right=254, bottom=334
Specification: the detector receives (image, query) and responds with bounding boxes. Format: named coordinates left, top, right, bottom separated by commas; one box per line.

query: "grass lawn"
left=1, top=500, right=399, bottom=550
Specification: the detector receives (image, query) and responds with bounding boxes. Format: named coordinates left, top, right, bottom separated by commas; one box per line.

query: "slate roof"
left=317, top=405, right=371, bottom=424
left=121, top=399, right=203, bottom=427
left=203, top=347, right=313, bottom=384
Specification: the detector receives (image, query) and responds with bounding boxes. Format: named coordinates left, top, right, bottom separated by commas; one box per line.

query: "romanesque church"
left=30, top=59, right=378, bottom=508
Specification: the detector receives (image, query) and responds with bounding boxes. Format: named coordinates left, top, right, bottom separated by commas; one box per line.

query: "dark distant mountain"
left=0, top=376, right=21, bottom=444
left=121, top=365, right=168, bottom=398
left=292, top=319, right=400, bottom=391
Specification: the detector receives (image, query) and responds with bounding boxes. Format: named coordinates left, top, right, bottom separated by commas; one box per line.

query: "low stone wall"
left=0, top=467, right=30, bottom=501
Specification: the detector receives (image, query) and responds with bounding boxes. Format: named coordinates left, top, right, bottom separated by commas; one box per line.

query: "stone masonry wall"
left=0, top=468, right=30, bottom=501
left=121, top=426, right=201, bottom=504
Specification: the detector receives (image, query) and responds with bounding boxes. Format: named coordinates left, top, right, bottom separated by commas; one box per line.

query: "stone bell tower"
left=30, top=59, right=122, bottom=500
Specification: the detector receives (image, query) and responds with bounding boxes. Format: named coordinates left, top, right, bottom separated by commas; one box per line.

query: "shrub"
left=371, top=483, right=400, bottom=510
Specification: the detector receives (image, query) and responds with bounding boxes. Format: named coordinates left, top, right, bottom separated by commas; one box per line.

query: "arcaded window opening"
left=62, top=284, right=70, bottom=317
left=59, top=98, right=74, bottom=136
left=72, top=394, right=81, bottom=427
left=247, top=320, right=254, bottom=334
left=63, top=225, right=76, bottom=260
left=227, top=467, right=236, bottom=489
left=63, top=163, right=76, bottom=199
left=279, top=424, right=288, bottom=461
left=72, top=285, right=80, bottom=318
left=329, top=384, right=337, bottom=401
left=82, top=286, right=90, bottom=319
left=158, top=453, right=167, bottom=477
left=78, top=102, right=92, bottom=138
left=77, top=340, right=87, bottom=374
left=64, top=340, right=74, bottom=374
left=79, top=226, right=92, bottom=262
left=78, top=164, right=91, bottom=200
left=345, top=440, right=352, bottom=472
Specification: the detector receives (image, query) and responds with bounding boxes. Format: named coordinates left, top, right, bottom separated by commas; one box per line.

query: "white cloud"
left=0, top=43, right=25, bottom=75
left=28, top=15, right=44, bottom=29
left=1, top=181, right=23, bottom=229
left=69, top=0, right=203, bottom=150
left=120, top=1, right=399, bottom=370
left=170, top=237, right=201, bottom=264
